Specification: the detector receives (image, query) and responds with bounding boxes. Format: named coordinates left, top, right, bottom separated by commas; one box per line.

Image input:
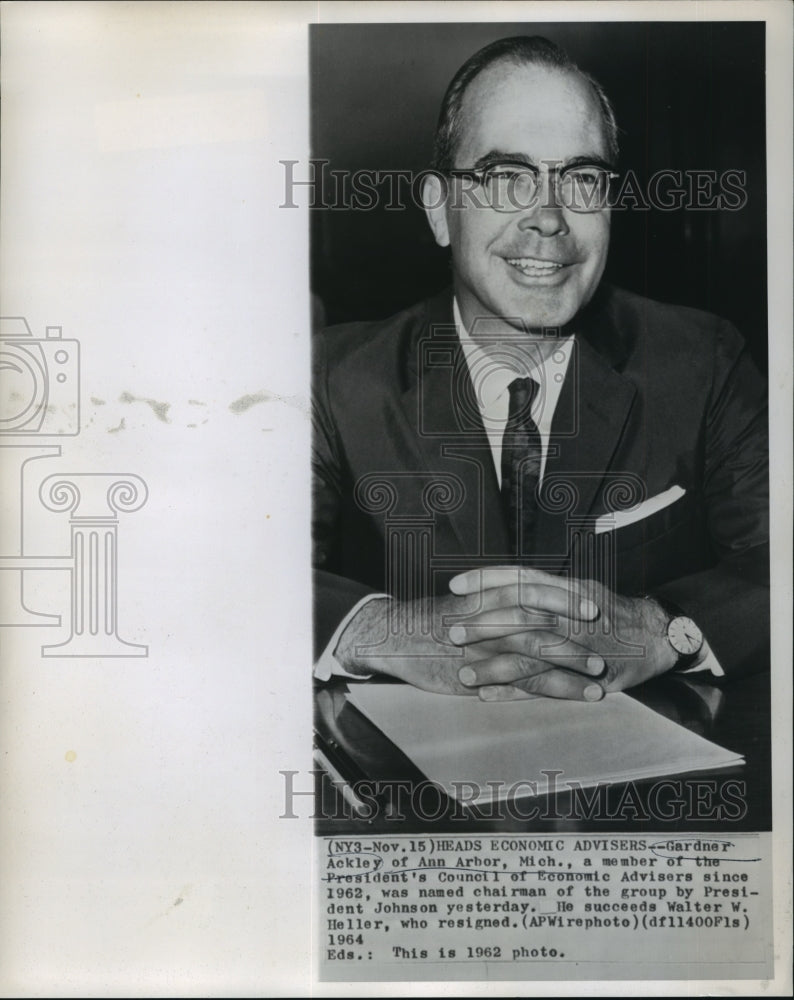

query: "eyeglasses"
left=445, top=161, right=619, bottom=213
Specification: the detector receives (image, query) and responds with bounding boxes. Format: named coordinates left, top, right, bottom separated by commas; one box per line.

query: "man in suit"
left=312, top=36, right=768, bottom=701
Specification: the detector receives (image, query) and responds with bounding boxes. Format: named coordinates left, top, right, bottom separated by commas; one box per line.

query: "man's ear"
left=421, top=172, right=450, bottom=248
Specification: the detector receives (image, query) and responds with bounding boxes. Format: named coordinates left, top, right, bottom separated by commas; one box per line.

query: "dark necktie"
left=500, top=376, right=542, bottom=557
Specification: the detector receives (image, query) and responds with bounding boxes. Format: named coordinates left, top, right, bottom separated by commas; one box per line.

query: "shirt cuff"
left=313, top=593, right=390, bottom=682
left=678, top=640, right=725, bottom=678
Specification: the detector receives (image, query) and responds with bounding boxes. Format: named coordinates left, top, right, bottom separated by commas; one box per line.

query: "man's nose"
left=517, top=173, right=569, bottom=237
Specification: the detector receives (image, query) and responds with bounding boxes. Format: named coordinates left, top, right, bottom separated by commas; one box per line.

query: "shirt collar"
left=453, top=298, right=574, bottom=409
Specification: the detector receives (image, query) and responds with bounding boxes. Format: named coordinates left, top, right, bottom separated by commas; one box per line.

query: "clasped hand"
left=335, top=567, right=676, bottom=700
left=447, top=567, right=677, bottom=700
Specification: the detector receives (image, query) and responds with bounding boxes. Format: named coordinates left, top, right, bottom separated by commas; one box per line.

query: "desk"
left=314, top=671, right=771, bottom=835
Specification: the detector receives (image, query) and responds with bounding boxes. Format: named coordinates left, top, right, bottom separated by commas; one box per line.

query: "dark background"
left=309, top=21, right=767, bottom=371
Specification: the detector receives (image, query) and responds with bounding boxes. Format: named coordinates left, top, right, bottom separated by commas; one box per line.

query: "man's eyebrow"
left=470, top=150, right=534, bottom=170
left=470, top=150, right=615, bottom=171
left=563, top=154, right=616, bottom=171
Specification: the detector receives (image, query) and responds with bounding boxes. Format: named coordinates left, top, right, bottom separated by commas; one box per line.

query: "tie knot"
left=507, top=376, right=538, bottom=419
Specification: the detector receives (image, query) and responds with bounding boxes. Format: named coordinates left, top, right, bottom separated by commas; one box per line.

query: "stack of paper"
left=346, top=683, right=743, bottom=804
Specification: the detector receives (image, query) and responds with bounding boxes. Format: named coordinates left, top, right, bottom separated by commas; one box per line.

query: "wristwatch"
left=650, top=596, right=705, bottom=672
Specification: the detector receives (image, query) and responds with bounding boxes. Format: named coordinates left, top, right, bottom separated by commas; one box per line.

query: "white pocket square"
left=594, top=485, right=686, bottom=535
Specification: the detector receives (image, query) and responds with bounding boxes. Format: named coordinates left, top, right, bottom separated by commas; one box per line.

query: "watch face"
left=668, top=616, right=703, bottom=656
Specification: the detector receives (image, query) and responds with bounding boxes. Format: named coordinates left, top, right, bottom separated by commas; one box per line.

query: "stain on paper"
left=143, top=884, right=193, bottom=927
left=229, top=390, right=272, bottom=413
left=119, top=391, right=171, bottom=423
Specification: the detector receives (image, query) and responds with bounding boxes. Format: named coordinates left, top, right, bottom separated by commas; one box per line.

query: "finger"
left=481, top=582, right=594, bottom=619
left=449, top=599, right=593, bottom=645
left=450, top=566, right=556, bottom=595
left=452, top=567, right=600, bottom=615
left=455, top=631, right=605, bottom=675
left=455, top=581, right=597, bottom=622
left=459, top=652, right=557, bottom=688
left=448, top=590, right=560, bottom=645
left=451, top=565, right=592, bottom=601
left=479, top=669, right=605, bottom=702
left=478, top=685, right=535, bottom=701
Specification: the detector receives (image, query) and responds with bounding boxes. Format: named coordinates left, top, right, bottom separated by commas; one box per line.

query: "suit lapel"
left=533, top=292, right=638, bottom=571
left=400, top=292, right=510, bottom=559
left=397, top=286, right=637, bottom=570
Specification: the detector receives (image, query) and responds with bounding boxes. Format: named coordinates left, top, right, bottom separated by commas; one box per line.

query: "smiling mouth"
left=505, top=256, right=567, bottom=277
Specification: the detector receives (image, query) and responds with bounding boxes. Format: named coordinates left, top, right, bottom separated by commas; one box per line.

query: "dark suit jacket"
left=312, top=285, right=769, bottom=675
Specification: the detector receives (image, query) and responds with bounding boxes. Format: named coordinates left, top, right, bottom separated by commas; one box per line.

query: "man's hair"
left=431, top=35, right=619, bottom=172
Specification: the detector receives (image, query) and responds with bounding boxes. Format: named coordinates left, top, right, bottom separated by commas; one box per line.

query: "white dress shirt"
left=453, top=298, right=574, bottom=485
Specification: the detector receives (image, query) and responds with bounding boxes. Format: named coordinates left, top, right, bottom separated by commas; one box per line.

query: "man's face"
left=431, top=62, right=612, bottom=334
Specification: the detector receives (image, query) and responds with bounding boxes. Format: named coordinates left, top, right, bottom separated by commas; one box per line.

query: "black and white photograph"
left=311, top=21, right=770, bottom=825
left=309, top=13, right=786, bottom=985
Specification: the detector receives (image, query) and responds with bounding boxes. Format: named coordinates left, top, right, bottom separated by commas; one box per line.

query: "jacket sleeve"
left=652, top=324, right=769, bottom=676
left=311, top=332, right=378, bottom=659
